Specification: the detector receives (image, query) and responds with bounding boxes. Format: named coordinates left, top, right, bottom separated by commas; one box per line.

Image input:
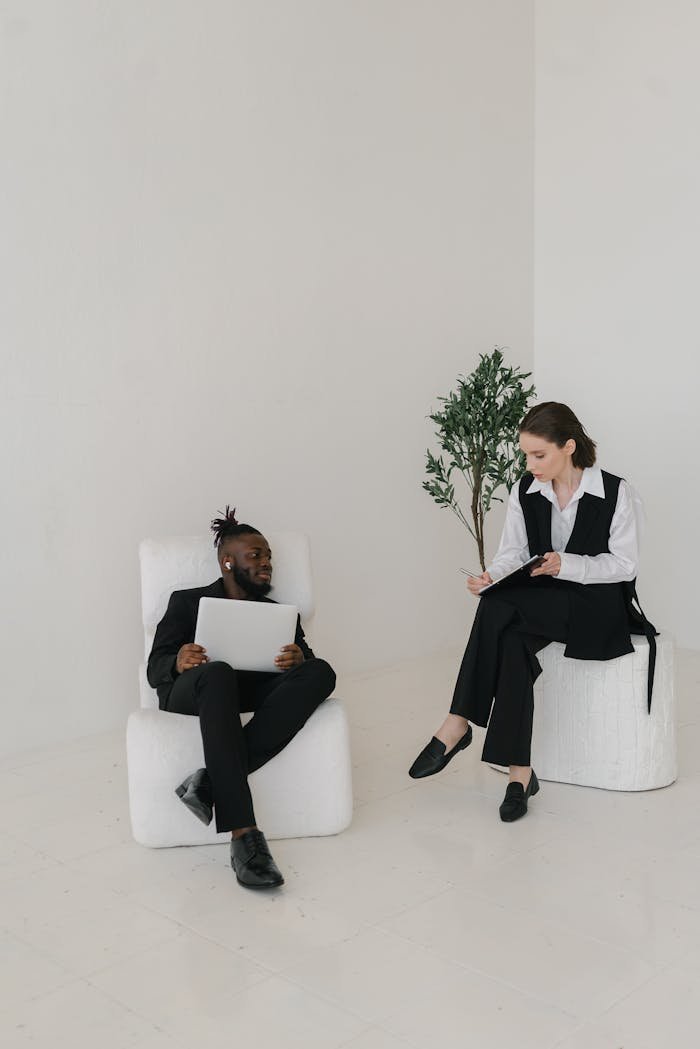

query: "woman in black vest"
left=408, top=402, right=655, bottom=822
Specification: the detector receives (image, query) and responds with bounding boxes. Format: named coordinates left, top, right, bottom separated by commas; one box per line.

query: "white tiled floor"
left=1, top=647, right=699, bottom=1049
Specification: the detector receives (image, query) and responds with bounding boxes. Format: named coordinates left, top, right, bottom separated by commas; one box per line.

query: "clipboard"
left=479, top=555, right=546, bottom=594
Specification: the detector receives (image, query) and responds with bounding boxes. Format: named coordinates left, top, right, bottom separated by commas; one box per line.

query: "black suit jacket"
left=146, top=578, right=314, bottom=708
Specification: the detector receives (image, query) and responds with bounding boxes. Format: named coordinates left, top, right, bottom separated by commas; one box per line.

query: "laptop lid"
left=194, top=597, right=298, bottom=674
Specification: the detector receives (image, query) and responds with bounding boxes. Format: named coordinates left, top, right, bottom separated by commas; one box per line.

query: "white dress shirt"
left=487, top=467, right=643, bottom=585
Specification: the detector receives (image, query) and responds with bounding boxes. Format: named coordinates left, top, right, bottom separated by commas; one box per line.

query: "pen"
left=459, top=568, right=481, bottom=578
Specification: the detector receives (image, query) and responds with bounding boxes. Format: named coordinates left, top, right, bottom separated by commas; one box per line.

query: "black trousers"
left=450, top=584, right=571, bottom=767
left=166, top=658, right=336, bottom=833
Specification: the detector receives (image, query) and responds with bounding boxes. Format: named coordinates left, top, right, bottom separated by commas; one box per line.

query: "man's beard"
left=233, top=564, right=272, bottom=599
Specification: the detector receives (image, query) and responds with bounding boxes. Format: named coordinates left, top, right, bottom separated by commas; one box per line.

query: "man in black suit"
left=147, top=507, right=336, bottom=889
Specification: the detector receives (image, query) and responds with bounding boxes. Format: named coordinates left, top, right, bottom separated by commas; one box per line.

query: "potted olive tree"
left=423, top=348, right=535, bottom=571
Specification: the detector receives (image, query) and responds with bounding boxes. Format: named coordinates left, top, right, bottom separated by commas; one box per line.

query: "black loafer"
left=175, top=768, right=213, bottom=825
left=408, top=725, right=473, bottom=779
left=499, top=770, right=539, bottom=822
left=231, top=829, right=284, bottom=889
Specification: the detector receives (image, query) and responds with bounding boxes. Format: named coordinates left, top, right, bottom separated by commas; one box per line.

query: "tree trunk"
left=471, top=475, right=486, bottom=571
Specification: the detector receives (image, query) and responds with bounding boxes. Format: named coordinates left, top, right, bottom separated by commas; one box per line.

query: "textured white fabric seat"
left=530, top=633, right=676, bottom=791
left=126, top=532, right=353, bottom=847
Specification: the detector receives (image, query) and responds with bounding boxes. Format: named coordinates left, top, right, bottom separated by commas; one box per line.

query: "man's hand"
left=176, top=643, right=208, bottom=673
left=530, top=552, right=561, bottom=577
left=274, top=644, right=304, bottom=670
left=467, top=572, right=493, bottom=595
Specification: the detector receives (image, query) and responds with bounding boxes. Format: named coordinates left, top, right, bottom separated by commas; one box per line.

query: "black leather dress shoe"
left=408, top=725, right=473, bottom=779
left=175, top=768, right=213, bottom=825
left=499, top=770, right=539, bottom=822
left=231, top=829, right=284, bottom=889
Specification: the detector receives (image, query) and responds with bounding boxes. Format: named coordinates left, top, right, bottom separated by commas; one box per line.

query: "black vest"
left=518, top=471, right=657, bottom=710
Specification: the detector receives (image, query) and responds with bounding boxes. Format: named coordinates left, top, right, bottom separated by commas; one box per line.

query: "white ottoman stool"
left=127, top=699, right=352, bottom=847
left=530, top=633, right=676, bottom=791
left=126, top=532, right=353, bottom=847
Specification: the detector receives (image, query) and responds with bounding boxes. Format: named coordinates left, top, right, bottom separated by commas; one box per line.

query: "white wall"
left=1, top=1, right=534, bottom=754
left=535, top=1, right=700, bottom=649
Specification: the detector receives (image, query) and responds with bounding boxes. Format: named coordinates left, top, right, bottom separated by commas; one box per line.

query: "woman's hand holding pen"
left=530, top=552, right=561, bottom=577
left=466, top=571, right=492, bottom=595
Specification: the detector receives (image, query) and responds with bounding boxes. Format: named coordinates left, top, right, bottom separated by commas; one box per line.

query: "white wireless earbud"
left=225, top=562, right=232, bottom=570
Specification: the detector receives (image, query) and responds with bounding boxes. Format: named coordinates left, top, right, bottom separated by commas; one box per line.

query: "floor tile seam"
left=289, top=919, right=579, bottom=1022
left=411, top=940, right=629, bottom=1026
left=84, top=967, right=278, bottom=1031
left=352, top=772, right=419, bottom=793
left=370, top=920, right=660, bottom=1023
left=453, top=948, right=663, bottom=1025
left=376, top=879, right=564, bottom=940
left=348, top=751, right=413, bottom=767
left=590, top=956, right=686, bottom=1026
left=130, top=1023, right=190, bottom=1049
left=285, top=923, right=584, bottom=1034
left=437, top=884, right=680, bottom=964
left=63, top=925, right=196, bottom=981
left=507, top=817, right=652, bottom=848
left=0, top=858, right=60, bottom=889
left=0, top=763, right=126, bottom=795
left=156, top=907, right=377, bottom=977
left=382, top=1003, right=580, bottom=1049
left=0, top=806, right=134, bottom=840
left=82, top=898, right=281, bottom=977
left=350, top=749, right=423, bottom=768
left=642, top=889, right=700, bottom=913
left=50, top=846, right=224, bottom=897
left=355, top=881, right=459, bottom=928
left=40, top=852, right=147, bottom=900
left=0, top=930, right=83, bottom=1005
left=520, top=1019, right=596, bottom=1049
left=214, top=965, right=376, bottom=1033
left=372, top=1022, right=425, bottom=1049
left=40, top=835, right=139, bottom=864
left=0, top=777, right=53, bottom=806
left=3, top=897, right=185, bottom=965
left=275, top=967, right=396, bottom=1028
left=528, top=902, right=700, bottom=965
left=83, top=970, right=238, bottom=1034
left=0, top=824, right=65, bottom=861
left=549, top=1017, right=657, bottom=1049
left=11, top=972, right=160, bottom=1030
left=0, top=755, right=88, bottom=775
left=492, top=824, right=582, bottom=857
left=1, top=731, right=123, bottom=763
left=338, top=1023, right=417, bottom=1049
left=429, top=877, right=700, bottom=964
left=455, top=826, right=659, bottom=876
left=352, top=784, right=422, bottom=806
left=445, top=828, right=572, bottom=870
left=549, top=1020, right=597, bottom=1049
left=5, top=824, right=135, bottom=860
left=0, top=858, right=160, bottom=915
left=0, top=923, right=112, bottom=982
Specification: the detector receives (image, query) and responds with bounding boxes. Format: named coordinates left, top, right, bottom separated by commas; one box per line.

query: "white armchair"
left=126, top=533, right=353, bottom=847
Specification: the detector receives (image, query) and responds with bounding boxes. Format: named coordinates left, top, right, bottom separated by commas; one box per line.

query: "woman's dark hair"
left=519, top=402, right=597, bottom=469
left=210, top=506, right=261, bottom=548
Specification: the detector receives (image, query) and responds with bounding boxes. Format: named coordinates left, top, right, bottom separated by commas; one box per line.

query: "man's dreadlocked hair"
left=210, top=506, right=261, bottom=548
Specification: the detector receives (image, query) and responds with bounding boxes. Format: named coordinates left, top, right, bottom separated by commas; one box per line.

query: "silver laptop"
left=194, top=598, right=298, bottom=673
